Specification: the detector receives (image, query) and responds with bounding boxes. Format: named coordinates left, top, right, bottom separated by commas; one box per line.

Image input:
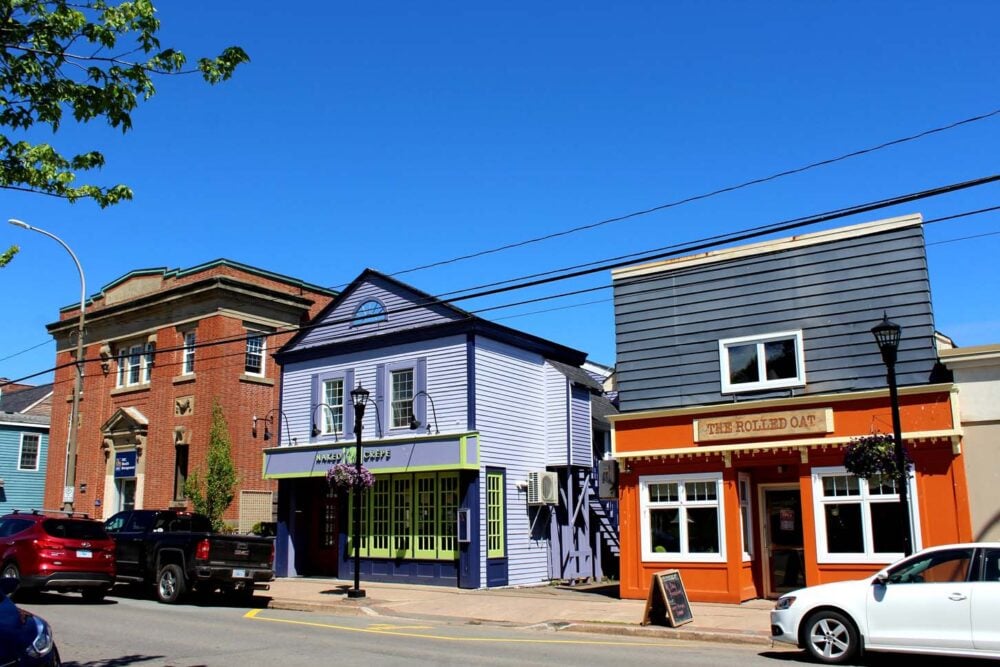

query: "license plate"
left=77, top=550, right=92, bottom=558
left=232, top=569, right=247, bottom=578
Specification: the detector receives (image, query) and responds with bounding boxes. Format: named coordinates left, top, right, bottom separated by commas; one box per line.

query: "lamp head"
left=7, top=218, right=30, bottom=230
left=409, top=416, right=421, bottom=430
left=311, top=424, right=321, bottom=438
left=350, top=384, right=369, bottom=408
left=871, top=311, right=902, bottom=365
left=251, top=415, right=258, bottom=439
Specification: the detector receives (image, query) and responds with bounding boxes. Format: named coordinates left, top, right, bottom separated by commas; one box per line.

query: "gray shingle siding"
left=613, top=222, right=940, bottom=412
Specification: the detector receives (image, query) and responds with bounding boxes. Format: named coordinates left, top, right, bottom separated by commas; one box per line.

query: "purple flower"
left=843, top=433, right=910, bottom=480
left=327, top=462, right=375, bottom=489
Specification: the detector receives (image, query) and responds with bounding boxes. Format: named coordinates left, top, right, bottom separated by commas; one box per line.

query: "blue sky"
left=2, top=1, right=998, bottom=385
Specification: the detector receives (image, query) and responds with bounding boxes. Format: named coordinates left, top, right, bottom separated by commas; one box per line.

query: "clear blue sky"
left=2, top=1, right=998, bottom=385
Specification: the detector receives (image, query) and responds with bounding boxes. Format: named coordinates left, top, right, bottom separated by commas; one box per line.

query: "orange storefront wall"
left=615, top=389, right=971, bottom=603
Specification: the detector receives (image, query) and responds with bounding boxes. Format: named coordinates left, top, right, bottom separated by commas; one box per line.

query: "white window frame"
left=719, top=330, right=806, bottom=394
left=116, top=342, right=152, bottom=388
left=18, top=433, right=40, bottom=471
left=812, top=465, right=921, bottom=564
left=245, top=331, right=266, bottom=376
left=182, top=331, right=196, bottom=375
left=639, top=472, right=726, bottom=563
left=389, top=367, right=415, bottom=430
left=738, top=473, right=753, bottom=561
left=321, top=378, right=345, bottom=435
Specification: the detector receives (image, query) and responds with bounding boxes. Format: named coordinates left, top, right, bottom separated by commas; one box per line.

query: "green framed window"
left=438, top=474, right=459, bottom=558
left=487, top=471, right=505, bottom=558
left=351, top=472, right=462, bottom=561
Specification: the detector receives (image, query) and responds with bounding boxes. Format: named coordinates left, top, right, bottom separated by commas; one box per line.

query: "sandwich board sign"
left=641, top=569, right=693, bottom=627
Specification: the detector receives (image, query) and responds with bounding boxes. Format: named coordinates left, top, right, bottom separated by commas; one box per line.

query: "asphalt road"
left=14, top=590, right=999, bottom=667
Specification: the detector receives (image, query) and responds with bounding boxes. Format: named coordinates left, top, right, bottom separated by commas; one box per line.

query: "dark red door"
left=304, top=480, right=339, bottom=576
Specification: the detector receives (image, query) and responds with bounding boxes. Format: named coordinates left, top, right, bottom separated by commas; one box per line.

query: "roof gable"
left=283, top=269, right=470, bottom=353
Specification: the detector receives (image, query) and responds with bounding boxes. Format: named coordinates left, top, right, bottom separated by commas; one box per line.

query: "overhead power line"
left=377, top=108, right=1000, bottom=281
left=3, top=176, right=994, bottom=389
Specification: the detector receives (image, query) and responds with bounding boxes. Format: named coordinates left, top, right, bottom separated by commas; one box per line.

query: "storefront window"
left=640, top=473, right=725, bottom=562
left=738, top=474, right=753, bottom=560
left=351, top=472, right=460, bottom=561
left=813, top=467, right=917, bottom=563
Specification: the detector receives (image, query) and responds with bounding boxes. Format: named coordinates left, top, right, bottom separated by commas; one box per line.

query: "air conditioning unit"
left=527, top=471, right=558, bottom=506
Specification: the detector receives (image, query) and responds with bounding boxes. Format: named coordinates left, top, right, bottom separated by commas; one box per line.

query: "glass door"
left=763, top=487, right=804, bottom=598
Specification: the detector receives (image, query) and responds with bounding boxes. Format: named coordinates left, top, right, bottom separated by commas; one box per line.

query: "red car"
left=0, top=510, right=115, bottom=602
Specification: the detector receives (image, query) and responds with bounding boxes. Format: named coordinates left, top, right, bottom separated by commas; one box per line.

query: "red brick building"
left=43, top=260, right=335, bottom=530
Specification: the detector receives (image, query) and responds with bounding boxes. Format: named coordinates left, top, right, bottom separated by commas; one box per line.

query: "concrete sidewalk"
left=262, top=578, right=775, bottom=646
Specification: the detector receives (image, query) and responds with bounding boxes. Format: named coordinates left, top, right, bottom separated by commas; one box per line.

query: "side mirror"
left=873, top=571, right=889, bottom=585
left=0, top=577, right=16, bottom=597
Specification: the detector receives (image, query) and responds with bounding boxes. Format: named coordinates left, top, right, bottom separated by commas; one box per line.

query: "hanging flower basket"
left=326, top=462, right=375, bottom=490
left=843, top=433, right=910, bottom=480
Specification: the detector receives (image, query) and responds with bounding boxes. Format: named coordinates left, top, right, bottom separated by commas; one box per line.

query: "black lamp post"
left=348, top=384, right=369, bottom=599
left=871, top=313, right=913, bottom=557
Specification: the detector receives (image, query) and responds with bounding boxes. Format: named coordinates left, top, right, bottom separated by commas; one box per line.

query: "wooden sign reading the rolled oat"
left=694, top=408, right=832, bottom=442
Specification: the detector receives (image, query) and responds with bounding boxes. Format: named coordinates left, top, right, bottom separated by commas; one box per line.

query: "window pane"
left=415, top=476, right=436, bottom=554
left=685, top=481, right=717, bottom=502
left=871, top=501, right=905, bottom=553
left=183, top=332, right=196, bottom=374
left=764, top=339, right=797, bottom=380
left=889, top=548, right=974, bottom=584
left=392, top=476, right=411, bottom=555
left=649, top=508, right=680, bottom=553
left=369, top=478, right=391, bottom=554
left=438, top=474, right=459, bottom=556
left=727, top=344, right=759, bottom=384
left=868, top=475, right=899, bottom=496
left=129, top=346, right=141, bottom=384
left=649, top=482, right=678, bottom=503
left=390, top=369, right=414, bottom=428
left=487, top=472, right=505, bottom=558
left=823, top=475, right=860, bottom=497
left=245, top=334, right=264, bottom=374
left=824, top=503, right=864, bottom=552
left=19, top=434, right=39, bottom=470
left=323, top=379, right=344, bottom=434
left=686, top=507, right=720, bottom=553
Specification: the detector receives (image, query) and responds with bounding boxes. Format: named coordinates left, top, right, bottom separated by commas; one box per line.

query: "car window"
left=104, top=513, right=129, bottom=533
left=0, top=518, right=31, bottom=537
left=982, top=549, right=1000, bottom=582
left=887, top=548, right=974, bottom=584
left=42, top=519, right=109, bottom=541
left=125, top=512, right=155, bottom=532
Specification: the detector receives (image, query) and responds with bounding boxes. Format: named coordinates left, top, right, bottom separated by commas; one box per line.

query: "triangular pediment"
left=284, top=269, right=469, bottom=353
left=101, top=407, right=148, bottom=435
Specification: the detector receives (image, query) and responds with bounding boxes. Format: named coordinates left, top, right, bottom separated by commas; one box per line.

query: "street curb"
left=266, top=598, right=773, bottom=647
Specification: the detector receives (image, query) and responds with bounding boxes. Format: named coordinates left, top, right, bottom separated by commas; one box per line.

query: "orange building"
left=609, top=215, right=972, bottom=603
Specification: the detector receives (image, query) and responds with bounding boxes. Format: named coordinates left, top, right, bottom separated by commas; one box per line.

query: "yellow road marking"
left=244, top=610, right=667, bottom=647
left=368, top=623, right=434, bottom=630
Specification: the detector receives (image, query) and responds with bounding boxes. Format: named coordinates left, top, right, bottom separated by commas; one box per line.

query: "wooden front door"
left=304, top=480, right=339, bottom=576
left=762, top=487, right=805, bottom=598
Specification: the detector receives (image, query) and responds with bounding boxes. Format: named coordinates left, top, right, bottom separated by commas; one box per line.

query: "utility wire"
left=378, top=108, right=1000, bottom=282
left=0, top=339, right=52, bottom=364
left=2, top=181, right=996, bottom=389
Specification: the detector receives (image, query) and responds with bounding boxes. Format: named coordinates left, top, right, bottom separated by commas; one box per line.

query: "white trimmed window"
left=18, top=433, right=40, bottom=471
left=719, top=330, right=805, bottom=393
left=812, top=466, right=919, bottom=564
left=389, top=368, right=414, bottom=429
left=117, top=342, right=152, bottom=388
left=353, top=299, right=387, bottom=326
left=182, top=331, right=196, bottom=375
left=322, top=378, right=344, bottom=435
left=245, top=332, right=266, bottom=375
left=738, top=474, right=753, bottom=560
left=640, top=473, right=725, bottom=562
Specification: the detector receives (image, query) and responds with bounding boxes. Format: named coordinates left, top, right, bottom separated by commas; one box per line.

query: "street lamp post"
left=871, top=312, right=913, bottom=557
left=9, top=219, right=85, bottom=513
left=348, top=384, right=369, bottom=599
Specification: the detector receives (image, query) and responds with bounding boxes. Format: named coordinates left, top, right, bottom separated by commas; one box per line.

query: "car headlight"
left=26, top=615, right=55, bottom=658
left=774, top=596, right=796, bottom=611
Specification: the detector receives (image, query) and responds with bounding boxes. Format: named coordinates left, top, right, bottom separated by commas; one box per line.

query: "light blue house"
left=0, top=382, right=53, bottom=514
left=263, top=270, right=618, bottom=588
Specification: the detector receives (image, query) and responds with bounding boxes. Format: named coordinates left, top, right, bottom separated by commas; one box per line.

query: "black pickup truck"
left=103, top=509, right=274, bottom=604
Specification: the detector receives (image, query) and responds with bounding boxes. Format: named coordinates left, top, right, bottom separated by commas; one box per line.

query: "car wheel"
left=1, top=562, right=21, bottom=595
left=156, top=564, right=187, bottom=604
left=81, top=587, right=109, bottom=603
left=803, top=610, right=859, bottom=665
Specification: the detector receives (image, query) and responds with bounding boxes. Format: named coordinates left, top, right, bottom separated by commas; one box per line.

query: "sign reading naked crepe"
left=694, top=408, right=832, bottom=442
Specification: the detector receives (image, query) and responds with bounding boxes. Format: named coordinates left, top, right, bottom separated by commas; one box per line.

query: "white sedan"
left=770, top=542, right=1000, bottom=664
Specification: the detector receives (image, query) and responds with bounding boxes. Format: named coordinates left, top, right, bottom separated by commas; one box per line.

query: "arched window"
left=353, top=299, right=387, bottom=326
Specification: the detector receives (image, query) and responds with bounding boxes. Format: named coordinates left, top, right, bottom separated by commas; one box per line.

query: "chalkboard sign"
left=641, top=569, right=693, bottom=627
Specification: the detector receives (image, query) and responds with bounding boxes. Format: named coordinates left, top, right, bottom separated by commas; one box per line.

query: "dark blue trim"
left=274, top=479, right=290, bottom=577
left=375, top=363, right=386, bottom=434
left=466, top=334, right=476, bottom=430
left=485, top=467, right=508, bottom=588
left=459, top=470, right=480, bottom=589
